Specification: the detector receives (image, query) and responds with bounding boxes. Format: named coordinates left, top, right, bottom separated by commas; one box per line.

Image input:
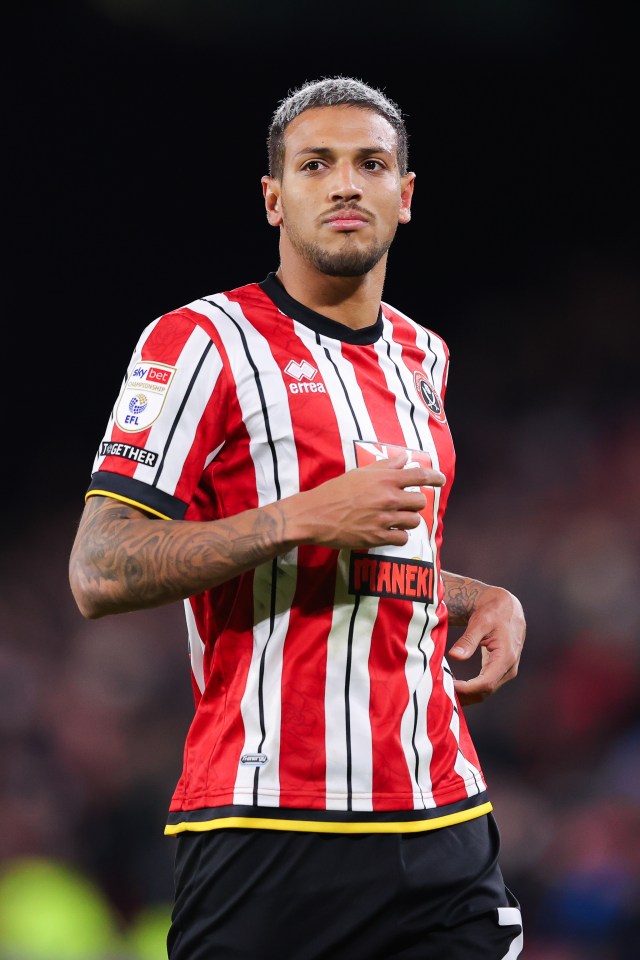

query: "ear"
left=398, top=171, right=416, bottom=225
left=262, top=175, right=283, bottom=227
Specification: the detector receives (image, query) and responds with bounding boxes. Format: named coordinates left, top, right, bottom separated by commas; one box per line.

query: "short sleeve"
left=87, top=309, right=227, bottom=519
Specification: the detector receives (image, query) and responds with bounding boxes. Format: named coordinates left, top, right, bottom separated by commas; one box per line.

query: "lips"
left=324, top=209, right=370, bottom=230
left=326, top=211, right=368, bottom=223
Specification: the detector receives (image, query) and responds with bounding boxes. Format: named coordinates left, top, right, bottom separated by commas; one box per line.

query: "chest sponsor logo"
left=350, top=441, right=438, bottom=600
left=240, top=753, right=268, bottom=767
left=115, top=361, right=176, bottom=432
left=99, top=441, right=159, bottom=467
left=350, top=552, right=435, bottom=602
left=414, top=371, right=446, bottom=423
left=284, top=358, right=327, bottom=395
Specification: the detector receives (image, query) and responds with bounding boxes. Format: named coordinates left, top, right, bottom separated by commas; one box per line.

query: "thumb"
left=448, top=630, right=480, bottom=660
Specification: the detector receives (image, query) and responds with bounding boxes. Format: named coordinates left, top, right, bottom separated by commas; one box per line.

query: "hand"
left=285, top=454, right=446, bottom=551
left=447, top=585, right=526, bottom=706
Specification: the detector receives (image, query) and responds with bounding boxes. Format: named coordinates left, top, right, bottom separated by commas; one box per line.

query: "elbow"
left=68, top=563, right=109, bottom=620
left=69, top=582, right=105, bottom=620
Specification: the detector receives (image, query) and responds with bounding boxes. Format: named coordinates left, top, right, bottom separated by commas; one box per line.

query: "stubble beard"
left=284, top=217, right=394, bottom=278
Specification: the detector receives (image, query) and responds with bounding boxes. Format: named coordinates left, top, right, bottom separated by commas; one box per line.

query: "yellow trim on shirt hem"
left=164, top=801, right=493, bottom=836
left=85, top=490, right=171, bottom=521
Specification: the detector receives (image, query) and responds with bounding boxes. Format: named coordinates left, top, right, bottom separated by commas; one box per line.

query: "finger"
left=448, top=629, right=482, bottom=660
left=388, top=511, right=423, bottom=530
left=399, top=467, right=446, bottom=489
left=454, top=665, right=516, bottom=706
left=396, top=491, right=427, bottom=526
left=364, top=457, right=446, bottom=488
left=378, top=527, right=410, bottom=547
left=368, top=454, right=408, bottom=471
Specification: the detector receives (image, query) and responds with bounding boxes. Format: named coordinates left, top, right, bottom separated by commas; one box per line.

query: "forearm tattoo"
left=71, top=495, right=288, bottom=612
left=441, top=571, right=485, bottom=626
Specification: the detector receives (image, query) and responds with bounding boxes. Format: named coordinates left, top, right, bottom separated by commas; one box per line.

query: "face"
left=263, top=106, right=415, bottom=278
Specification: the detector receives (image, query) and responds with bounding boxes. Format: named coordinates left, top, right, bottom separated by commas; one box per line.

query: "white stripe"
left=382, top=301, right=448, bottom=399
left=442, top=664, right=486, bottom=794
left=497, top=906, right=523, bottom=958
left=296, top=325, right=378, bottom=809
left=380, top=313, right=484, bottom=796
left=184, top=599, right=205, bottom=695
left=399, top=620, right=436, bottom=806
left=412, top=321, right=447, bottom=399
left=323, top=568, right=380, bottom=810
left=204, top=440, right=225, bottom=469
left=195, top=295, right=300, bottom=805
left=376, top=316, right=447, bottom=807
left=138, top=324, right=223, bottom=491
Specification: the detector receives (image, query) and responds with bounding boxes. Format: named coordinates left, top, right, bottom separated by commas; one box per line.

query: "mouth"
left=324, top=209, right=370, bottom=231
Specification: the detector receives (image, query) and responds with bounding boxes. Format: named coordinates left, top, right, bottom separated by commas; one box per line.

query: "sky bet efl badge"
left=115, top=361, right=176, bottom=433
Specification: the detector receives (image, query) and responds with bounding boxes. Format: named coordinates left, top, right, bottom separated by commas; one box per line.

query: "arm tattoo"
left=70, top=495, right=288, bottom=615
left=441, top=570, right=485, bottom=626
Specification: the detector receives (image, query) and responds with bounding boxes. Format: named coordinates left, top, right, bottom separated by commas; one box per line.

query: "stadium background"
left=3, top=1, right=638, bottom=957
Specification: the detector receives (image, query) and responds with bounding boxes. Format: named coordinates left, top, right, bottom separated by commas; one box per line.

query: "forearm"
left=69, top=495, right=297, bottom=619
left=70, top=458, right=445, bottom=620
left=441, top=570, right=488, bottom=625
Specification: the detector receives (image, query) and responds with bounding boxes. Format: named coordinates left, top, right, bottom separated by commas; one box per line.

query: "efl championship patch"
left=115, top=361, right=176, bottom=433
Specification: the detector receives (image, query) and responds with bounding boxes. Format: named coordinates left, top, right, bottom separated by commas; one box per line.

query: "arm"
left=441, top=571, right=526, bottom=706
left=69, top=455, right=445, bottom=618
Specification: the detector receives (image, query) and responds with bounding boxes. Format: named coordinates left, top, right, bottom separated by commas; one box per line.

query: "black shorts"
left=168, top=813, right=522, bottom=960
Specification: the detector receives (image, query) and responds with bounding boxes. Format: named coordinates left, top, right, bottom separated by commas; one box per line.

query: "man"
left=70, top=77, right=525, bottom=959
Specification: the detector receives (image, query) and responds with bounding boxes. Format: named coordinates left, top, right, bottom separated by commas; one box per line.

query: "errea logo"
left=284, top=359, right=327, bottom=395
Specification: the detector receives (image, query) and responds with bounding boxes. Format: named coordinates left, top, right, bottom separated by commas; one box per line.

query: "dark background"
left=2, top=2, right=639, bottom=958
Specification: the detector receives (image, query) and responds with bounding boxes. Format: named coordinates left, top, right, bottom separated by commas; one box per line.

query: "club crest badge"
left=414, top=371, right=446, bottom=423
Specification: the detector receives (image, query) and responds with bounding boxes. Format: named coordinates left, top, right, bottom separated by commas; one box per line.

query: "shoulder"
left=381, top=301, right=450, bottom=357
left=173, top=280, right=271, bottom=327
left=144, top=280, right=268, bottom=340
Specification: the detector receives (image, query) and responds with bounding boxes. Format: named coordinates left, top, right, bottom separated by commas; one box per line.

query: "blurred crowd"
left=1, top=275, right=639, bottom=957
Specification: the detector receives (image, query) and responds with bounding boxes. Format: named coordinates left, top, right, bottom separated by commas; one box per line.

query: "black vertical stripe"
left=381, top=331, right=423, bottom=452
left=253, top=557, right=280, bottom=804
left=316, top=332, right=364, bottom=806
left=152, top=340, right=214, bottom=487
left=381, top=324, right=432, bottom=806
left=317, top=333, right=363, bottom=441
left=411, top=612, right=431, bottom=809
left=424, top=329, right=439, bottom=385
left=458, top=748, right=482, bottom=793
left=204, top=298, right=281, bottom=499
left=344, top=596, right=360, bottom=811
left=203, top=298, right=282, bottom=803
left=444, top=660, right=482, bottom=792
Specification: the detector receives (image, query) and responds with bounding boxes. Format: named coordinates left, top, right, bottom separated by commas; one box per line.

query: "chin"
left=312, top=244, right=389, bottom=278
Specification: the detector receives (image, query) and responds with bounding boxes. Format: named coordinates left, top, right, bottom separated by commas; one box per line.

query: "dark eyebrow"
left=293, top=145, right=394, bottom=160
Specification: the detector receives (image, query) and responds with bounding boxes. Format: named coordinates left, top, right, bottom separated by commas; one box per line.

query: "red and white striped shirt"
left=88, top=274, right=491, bottom=834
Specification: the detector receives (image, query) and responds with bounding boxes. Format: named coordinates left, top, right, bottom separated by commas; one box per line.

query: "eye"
left=362, top=159, right=385, bottom=171
left=301, top=159, right=326, bottom=172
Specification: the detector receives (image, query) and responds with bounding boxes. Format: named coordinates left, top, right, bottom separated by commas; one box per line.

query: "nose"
left=328, top=160, right=363, bottom=203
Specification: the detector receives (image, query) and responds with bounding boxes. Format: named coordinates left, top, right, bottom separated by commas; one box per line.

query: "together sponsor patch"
left=99, top=441, right=159, bottom=467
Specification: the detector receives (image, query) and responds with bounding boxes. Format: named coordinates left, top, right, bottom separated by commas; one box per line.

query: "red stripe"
left=238, top=292, right=347, bottom=806
left=343, top=339, right=422, bottom=804
left=171, top=577, right=258, bottom=810
left=368, top=598, right=414, bottom=809
left=425, top=618, right=466, bottom=803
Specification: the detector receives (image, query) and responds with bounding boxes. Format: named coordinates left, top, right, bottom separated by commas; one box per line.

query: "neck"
left=276, top=246, right=387, bottom=331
